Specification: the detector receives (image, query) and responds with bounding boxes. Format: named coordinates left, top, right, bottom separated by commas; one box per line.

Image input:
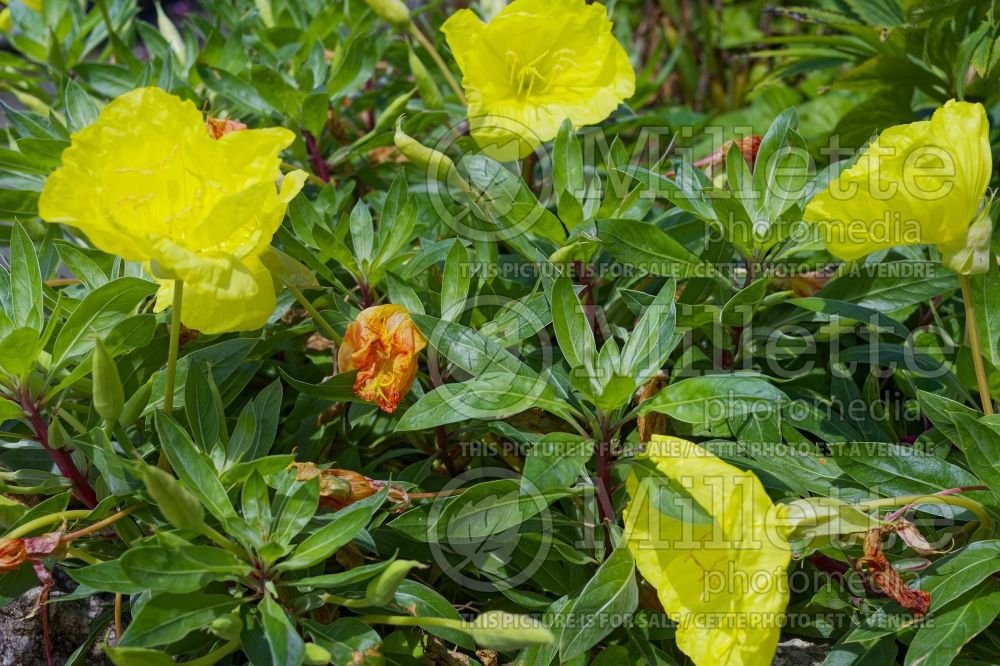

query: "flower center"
left=505, top=49, right=577, bottom=97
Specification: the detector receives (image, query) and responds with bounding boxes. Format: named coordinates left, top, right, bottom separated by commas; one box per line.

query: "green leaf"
left=597, top=218, right=704, bottom=279
left=548, top=275, right=595, bottom=370
left=392, top=579, right=474, bottom=649
left=8, top=223, right=43, bottom=331
left=789, top=297, right=909, bottom=338
left=0, top=327, right=40, bottom=377
left=120, top=592, right=241, bottom=647
left=638, top=375, right=787, bottom=426
left=68, top=560, right=146, bottom=595
left=395, top=371, right=577, bottom=431
left=559, top=548, right=638, bottom=661
left=154, top=412, right=240, bottom=526
left=104, top=647, right=174, bottom=666
left=350, top=199, right=375, bottom=267
left=751, top=107, right=799, bottom=225
left=953, top=415, right=1000, bottom=496
left=275, top=485, right=387, bottom=571
left=259, top=594, right=306, bottom=666
left=120, top=545, right=250, bottom=593
left=917, top=540, right=1000, bottom=611
left=522, top=433, right=592, bottom=495
left=968, top=262, right=1000, bottom=368
left=291, top=559, right=394, bottom=590
left=269, top=473, right=320, bottom=551
left=184, top=362, right=226, bottom=451
left=463, top=611, right=554, bottom=651
left=440, top=240, right=470, bottom=322
left=722, top=278, right=768, bottom=327
left=553, top=119, right=583, bottom=198
left=63, top=80, right=100, bottom=132
left=411, top=314, right=528, bottom=377
left=904, top=580, right=1000, bottom=666
left=260, top=247, right=319, bottom=290
left=817, top=262, right=957, bottom=312
left=435, top=479, right=566, bottom=541
left=303, top=617, right=384, bottom=666
left=53, top=277, right=157, bottom=365
left=831, top=442, right=986, bottom=511
left=619, top=278, right=677, bottom=384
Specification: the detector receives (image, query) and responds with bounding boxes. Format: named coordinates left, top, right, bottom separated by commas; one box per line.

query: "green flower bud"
left=120, top=377, right=154, bottom=428
left=303, top=643, right=332, bottom=665
left=362, top=0, right=410, bottom=28
left=92, top=339, right=124, bottom=424
left=393, top=118, right=467, bottom=190
left=407, top=46, right=443, bottom=110
left=209, top=614, right=243, bottom=640
left=141, top=464, right=205, bottom=532
left=364, top=559, right=426, bottom=606
left=372, top=89, right=415, bottom=135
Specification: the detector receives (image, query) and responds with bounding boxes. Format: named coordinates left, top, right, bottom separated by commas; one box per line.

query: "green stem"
left=3, top=510, right=91, bottom=539
left=321, top=593, right=370, bottom=608
left=200, top=525, right=246, bottom=558
left=179, top=640, right=241, bottom=666
left=960, top=274, right=995, bottom=415
left=163, top=280, right=184, bottom=415
left=408, top=24, right=465, bottom=104
left=159, top=280, right=184, bottom=469
left=287, top=284, right=343, bottom=344
left=855, top=493, right=994, bottom=537
left=360, top=614, right=462, bottom=630
left=66, top=547, right=101, bottom=566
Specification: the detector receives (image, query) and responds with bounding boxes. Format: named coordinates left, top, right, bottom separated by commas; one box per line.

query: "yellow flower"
left=39, top=87, right=307, bottom=334
left=624, top=436, right=791, bottom=666
left=804, top=100, right=992, bottom=262
left=338, top=305, right=427, bottom=413
left=441, top=0, right=634, bottom=159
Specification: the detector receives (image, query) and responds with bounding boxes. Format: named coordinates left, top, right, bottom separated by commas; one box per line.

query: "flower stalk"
left=408, top=24, right=465, bottom=104
left=959, top=274, right=995, bottom=415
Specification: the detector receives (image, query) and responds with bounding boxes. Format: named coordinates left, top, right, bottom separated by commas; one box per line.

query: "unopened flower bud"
left=394, top=118, right=467, bottom=191
left=92, top=339, right=124, bottom=424
left=362, top=0, right=410, bottom=28
left=141, top=465, right=205, bottom=532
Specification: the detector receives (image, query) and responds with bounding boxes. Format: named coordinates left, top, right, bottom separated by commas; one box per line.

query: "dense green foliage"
left=1, top=0, right=1000, bottom=665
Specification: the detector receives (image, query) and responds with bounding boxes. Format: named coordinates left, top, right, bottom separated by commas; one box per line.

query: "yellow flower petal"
left=39, top=87, right=303, bottom=333
left=442, top=0, right=634, bottom=158
left=624, top=436, right=790, bottom=666
left=804, top=100, right=991, bottom=260
left=153, top=250, right=276, bottom=335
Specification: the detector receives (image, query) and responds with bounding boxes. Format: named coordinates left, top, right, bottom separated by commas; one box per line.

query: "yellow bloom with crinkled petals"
left=624, top=436, right=791, bottom=666
left=442, top=0, right=634, bottom=159
left=39, top=87, right=307, bottom=334
left=804, top=100, right=992, bottom=263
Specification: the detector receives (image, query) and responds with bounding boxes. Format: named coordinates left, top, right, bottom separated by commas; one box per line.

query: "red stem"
left=41, top=584, right=53, bottom=666
left=595, top=418, right=615, bottom=556
left=304, top=131, right=331, bottom=183
left=19, top=393, right=98, bottom=509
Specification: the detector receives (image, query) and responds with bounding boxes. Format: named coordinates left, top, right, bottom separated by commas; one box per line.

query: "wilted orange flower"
left=338, top=305, right=426, bottom=413
left=292, top=462, right=377, bottom=509
left=0, top=538, right=27, bottom=573
left=205, top=115, right=248, bottom=139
